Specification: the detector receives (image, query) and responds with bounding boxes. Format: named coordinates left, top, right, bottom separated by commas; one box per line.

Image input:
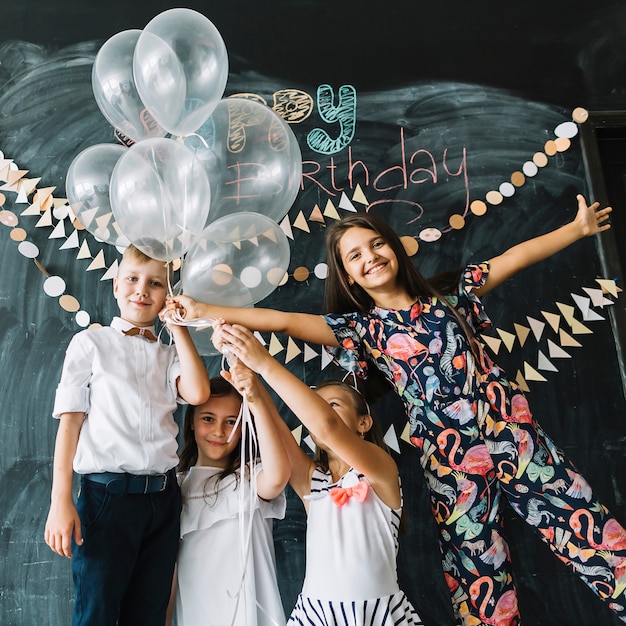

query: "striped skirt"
left=287, top=590, right=424, bottom=626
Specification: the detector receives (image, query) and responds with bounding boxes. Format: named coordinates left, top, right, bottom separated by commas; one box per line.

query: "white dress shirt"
left=53, top=317, right=182, bottom=474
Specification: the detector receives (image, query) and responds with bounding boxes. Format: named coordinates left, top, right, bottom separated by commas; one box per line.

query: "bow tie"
left=122, top=327, right=158, bottom=342
left=329, top=480, right=369, bottom=507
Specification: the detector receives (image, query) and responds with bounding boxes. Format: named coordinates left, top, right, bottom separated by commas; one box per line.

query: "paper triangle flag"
left=279, top=215, right=294, bottom=240
left=570, top=318, right=592, bottom=334
left=7, top=169, right=29, bottom=186
left=515, top=370, right=530, bottom=392
left=77, top=239, right=92, bottom=260
left=323, top=199, right=341, bottom=220
left=556, top=302, right=576, bottom=327
left=60, top=229, right=80, bottom=250
left=496, top=328, right=516, bottom=352
left=291, top=425, right=302, bottom=445
left=285, top=337, right=302, bottom=363
left=352, top=184, right=368, bottom=206
left=320, top=347, right=333, bottom=369
left=100, top=260, right=119, bottom=281
left=49, top=219, right=66, bottom=240
left=303, top=344, right=319, bottom=362
left=292, top=211, right=310, bottom=233
left=582, top=308, right=605, bottom=322
left=78, top=207, right=98, bottom=229
left=15, top=187, right=29, bottom=204
left=527, top=316, right=545, bottom=341
left=86, top=250, right=106, bottom=271
left=400, top=422, right=411, bottom=445
left=35, top=208, right=53, bottom=227
left=523, top=362, right=547, bottom=382
left=582, top=287, right=609, bottom=307
left=254, top=331, right=267, bottom=346
left=537, top=350, right=558, bottom=372
left=559, top=328, right=582, bottom=347
left=261, top=228, right=278, bottom=244
left=268, top=333, right=284, bottom=356
left=541, top=311, right=561, bottom=333
left=21, top=201, right=42, bottom=216
left=95, top=212, right=113, bottom=231
left=481, top=334, right=502, bottom=355
left=338, top=192, right=357, bottom=212
left=20, top=177, right=41, bottom=196
left=303, top=434, right=316, bottom=453
left=34, top=186, right=56, bottom=203
left=596, top=278, right=619, bottom=298
left=547, top=339, right=571, bottom=359
left=570, top=293, right=591, bottom=317
left=383, top=425, right=400, bottom=454
left=308, top=204, right=324, bottom=224
left=513, top=323, right=531, bottom=347
left=0, top=160, right=13, bottom=181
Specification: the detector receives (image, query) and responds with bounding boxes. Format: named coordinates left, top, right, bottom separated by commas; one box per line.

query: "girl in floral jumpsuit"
left=168, top=195, right=626, bottom=625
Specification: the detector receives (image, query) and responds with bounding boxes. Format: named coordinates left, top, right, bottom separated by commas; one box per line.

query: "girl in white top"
left=168, top=375, right=290, bottom=626
left=216, top=322, right=424, bottom=626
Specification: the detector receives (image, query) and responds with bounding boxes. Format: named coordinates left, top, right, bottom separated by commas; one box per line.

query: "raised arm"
left=222, top=359, right=290, bottom=500
left=224, top=360, right=313, bottom=501
left=217, top=323, right=400, bottom=508
left=474, top=195, right=612, bottom=297
left=166, top=297, right=339, bottom=347
left=165, top=324, right=211, bottom=405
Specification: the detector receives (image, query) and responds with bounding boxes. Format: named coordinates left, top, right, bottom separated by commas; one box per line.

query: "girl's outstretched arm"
left=166, top=298, right=339, bottom=347
left=474, top=195, right=612, bottom=296
left=218, top=322, right=401, bottom=509
left=223, top=359, right=290, bottom=501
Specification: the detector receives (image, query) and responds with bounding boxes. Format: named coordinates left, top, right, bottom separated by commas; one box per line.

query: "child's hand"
left=44, top=500, right=83, bottom=558
left=574, top=194, right=612, bottom=237
left=227, top=359, right=260, bottom=400
left=217, top=323, right=271, bottom=375
left=165, top=295, right=201, bottom=320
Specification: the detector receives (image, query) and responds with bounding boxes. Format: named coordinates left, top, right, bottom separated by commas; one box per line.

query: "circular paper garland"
left=0, top=109, right=587, bottom=327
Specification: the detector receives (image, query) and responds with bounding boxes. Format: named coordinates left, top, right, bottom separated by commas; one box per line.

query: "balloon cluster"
left=65, top=8, right=302, bottom=354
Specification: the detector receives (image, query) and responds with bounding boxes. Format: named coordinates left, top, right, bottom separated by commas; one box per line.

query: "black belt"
left=82, top=468, right=176, bottom=495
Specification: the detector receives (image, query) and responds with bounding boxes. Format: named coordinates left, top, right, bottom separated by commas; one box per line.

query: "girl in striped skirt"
left=217, top=321, right=424, bottom=626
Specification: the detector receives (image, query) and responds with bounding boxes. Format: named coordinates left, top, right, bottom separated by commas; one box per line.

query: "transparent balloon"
left=109, top=137, right=211, bottom=261
left=92, top=30, right=166, bottom=143
left=133, top=8, right=228, bottom=137
left=193, top=98, right=302, bottom=224
left=181, top=212, right=290, bottom=308
left=181, top=134, right=223, bottom=221
left=65, top=143, right=131, bottom=248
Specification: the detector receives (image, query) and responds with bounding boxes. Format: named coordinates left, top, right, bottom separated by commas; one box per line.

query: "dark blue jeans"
left=71, top=472, right=181, bottom=626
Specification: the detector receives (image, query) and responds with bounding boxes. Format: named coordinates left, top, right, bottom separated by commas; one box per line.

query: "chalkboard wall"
left=2, top=2, right=626, bottom=625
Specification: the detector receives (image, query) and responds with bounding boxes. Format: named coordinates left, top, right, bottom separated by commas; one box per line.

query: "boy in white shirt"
left=44, top=244, right=211, bottom=626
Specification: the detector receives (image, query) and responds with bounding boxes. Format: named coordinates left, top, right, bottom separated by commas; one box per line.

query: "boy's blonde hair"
left=120, top=244, right=174, bottom=276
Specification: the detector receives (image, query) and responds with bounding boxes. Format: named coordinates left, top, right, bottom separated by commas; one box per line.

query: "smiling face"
left=113, top=253, right=169, bottom=327
left=192, top=394, right=242, bottom=468
left=338, top=226, right=399, bottom=297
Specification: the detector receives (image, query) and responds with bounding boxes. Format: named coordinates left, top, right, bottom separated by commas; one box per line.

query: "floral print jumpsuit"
left=324, top=262, right=626, bottom=626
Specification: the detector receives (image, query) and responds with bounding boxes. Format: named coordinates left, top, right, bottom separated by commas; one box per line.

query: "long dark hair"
left=178, top=376, right=249, bottom=500
left=325, top=212, right=460, bottom=312
left=313, top=380, right=387, bottom=473
left=324, top=212, right=480, bottom=367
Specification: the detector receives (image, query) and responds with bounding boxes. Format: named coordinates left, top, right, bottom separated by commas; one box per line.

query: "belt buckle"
left=159, top=472, right=168, bottom=492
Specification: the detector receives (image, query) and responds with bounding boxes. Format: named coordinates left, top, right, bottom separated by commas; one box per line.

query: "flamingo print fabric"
left=324, top=263, right=626, bottom=625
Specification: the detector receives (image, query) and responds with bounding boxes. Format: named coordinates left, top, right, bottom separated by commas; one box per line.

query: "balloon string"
left=162, top=309, right=215, bottom=328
